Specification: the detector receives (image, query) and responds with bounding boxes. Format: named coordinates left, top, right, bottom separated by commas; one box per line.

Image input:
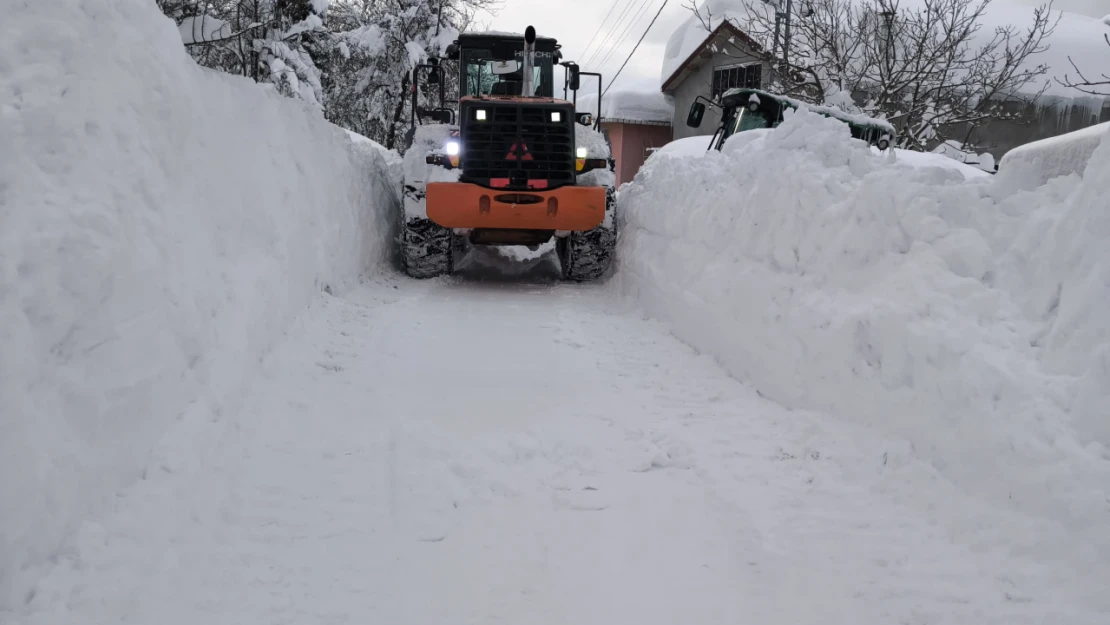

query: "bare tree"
left=687, top=0, right=1060, bottom=151
left=1056, top=33, right=1110, bottom=96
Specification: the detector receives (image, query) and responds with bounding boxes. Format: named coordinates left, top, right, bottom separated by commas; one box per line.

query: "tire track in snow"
left=8, top=272, right=1100, bottom=624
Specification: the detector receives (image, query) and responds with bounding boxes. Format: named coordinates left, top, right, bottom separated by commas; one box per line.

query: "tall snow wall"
left=0, top=0, right=396, bottom=604
left=615, top=109, right=1110, bottom=593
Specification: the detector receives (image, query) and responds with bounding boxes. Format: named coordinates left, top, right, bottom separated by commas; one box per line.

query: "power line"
left=603, top=0, right=669, bottom=95
left=595, top=0, right=654, bottom=73
left=579, top=0, right=622, bottom=64
left=583, top=0, right=643, bottom=69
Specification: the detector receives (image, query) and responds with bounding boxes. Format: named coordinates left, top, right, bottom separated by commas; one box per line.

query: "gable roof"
left=661, top=20, right=764, bottom=93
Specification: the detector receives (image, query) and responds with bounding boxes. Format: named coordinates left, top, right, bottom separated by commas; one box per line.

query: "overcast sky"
left=477, top=0, right=1108, bottom=96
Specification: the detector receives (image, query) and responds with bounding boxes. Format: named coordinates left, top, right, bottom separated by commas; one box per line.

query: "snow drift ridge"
left=616, top=108, right=1110, bottom=599
left=0, top=0, right=395, bottom=604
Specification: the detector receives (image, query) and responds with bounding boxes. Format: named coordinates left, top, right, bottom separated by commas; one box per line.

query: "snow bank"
left=576, top=90, right=673, bottom=124
left=0, top=0, right=395, bottom=604
left=998, top=121, right=1109, bottom=188
left=888, top=146, right=992, bottom=179
left=616, top=106, right=1110, bottom=576
left=652, top=135, right=718, bottom=157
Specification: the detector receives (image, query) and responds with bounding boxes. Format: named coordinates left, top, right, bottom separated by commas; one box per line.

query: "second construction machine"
left=399, top=26, right=616, bottom=281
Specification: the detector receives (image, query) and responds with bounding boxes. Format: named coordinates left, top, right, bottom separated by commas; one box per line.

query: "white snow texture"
left=998, top=121, right=1109, bottom=188
left=0, top=0, right=395, bottom=602
left=575, top=90, right=674, bottom=124
left=616, top=108, right=1110, bottom=608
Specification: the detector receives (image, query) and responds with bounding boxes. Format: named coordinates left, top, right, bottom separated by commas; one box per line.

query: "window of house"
left=712, top=63, right=762, bottom=99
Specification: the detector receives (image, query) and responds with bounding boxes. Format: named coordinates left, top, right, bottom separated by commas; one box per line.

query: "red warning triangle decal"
left=505, top=140, right=534, bottom=161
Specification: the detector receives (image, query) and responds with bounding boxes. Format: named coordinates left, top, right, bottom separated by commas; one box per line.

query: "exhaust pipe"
left=522, top=25, right=536, bottom=97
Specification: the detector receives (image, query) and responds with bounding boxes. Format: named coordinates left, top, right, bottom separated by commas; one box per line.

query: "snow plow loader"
left=399, top=26, right=616, bottom=281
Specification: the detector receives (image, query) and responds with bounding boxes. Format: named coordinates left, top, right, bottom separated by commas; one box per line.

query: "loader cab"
left=686, top=88, right=896, bottom=152
left=445, top=32, right=562, bottom=98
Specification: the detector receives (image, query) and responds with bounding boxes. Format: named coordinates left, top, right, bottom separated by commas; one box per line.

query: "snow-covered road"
left=12, top=264, right=1100, bottom=625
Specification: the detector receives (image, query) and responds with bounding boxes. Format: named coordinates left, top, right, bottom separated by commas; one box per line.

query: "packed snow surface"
left=616, top=108, right=1110, bottom=618
left=575, top=90, right=674, bottom=123
left=0, top=0, right=395, bottom=603
left=998, top=121, right=1109, bottom=187
left=5, top=271, right=1109, bottom=624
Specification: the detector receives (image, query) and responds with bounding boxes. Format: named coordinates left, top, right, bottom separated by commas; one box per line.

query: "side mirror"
left=686, top=102, right=705, bottom=128
left=417, top=107, right=453, bottom=124
left=568, top=65, right=581, bottom=91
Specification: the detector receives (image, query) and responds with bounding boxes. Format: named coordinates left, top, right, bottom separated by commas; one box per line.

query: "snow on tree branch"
left=158, top=0, right=495, bottom=149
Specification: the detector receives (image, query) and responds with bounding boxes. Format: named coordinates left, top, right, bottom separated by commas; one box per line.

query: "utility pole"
left=764, top=0, right=793, bottom=82
left=782, top=0, right=793, bottom=71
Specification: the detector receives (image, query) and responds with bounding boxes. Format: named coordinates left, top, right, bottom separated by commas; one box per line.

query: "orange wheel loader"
left=399, top=26, right=616, bottom=281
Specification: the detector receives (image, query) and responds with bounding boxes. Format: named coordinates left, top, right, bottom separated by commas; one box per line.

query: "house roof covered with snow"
left=660, top=19, right=764, bottom=93
left=576, top=90, right=674, bottom=125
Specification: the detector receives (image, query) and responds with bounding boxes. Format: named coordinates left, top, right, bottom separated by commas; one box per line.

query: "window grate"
left=712, top=64, right=762, bottom=99
left=459, top=103, right=575, bottom=189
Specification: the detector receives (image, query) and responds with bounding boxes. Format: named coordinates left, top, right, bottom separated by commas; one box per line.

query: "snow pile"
left=575, top=90, right=674, bottom=124
left=0, top=0, right=395, bottom=604
left=651, top=134, right=718, bottom=157
left=345, top=128, right=403, bottom=189
left=998, top=121, right=1109, bottom=188
left=930, top=139, right=997, bottom=173
left=616, top=107, right=1110, bottom=575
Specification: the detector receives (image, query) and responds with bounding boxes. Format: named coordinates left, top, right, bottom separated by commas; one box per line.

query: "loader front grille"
left=459, top=102, right=576, bottom=190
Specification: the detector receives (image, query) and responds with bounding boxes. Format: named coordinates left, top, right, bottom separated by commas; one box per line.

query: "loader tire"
left=400, top=217, right=453, bottom=279
left=558, top=189, right=616, bottom=282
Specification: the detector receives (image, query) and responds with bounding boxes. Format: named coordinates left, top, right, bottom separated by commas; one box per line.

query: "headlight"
left=445, top=141, right=460, bottom=156
left=576, top=146, right=588, bottom=159
left=551, top=111, right=562, bottom=123
left=475, top=109, right=487, bottom=121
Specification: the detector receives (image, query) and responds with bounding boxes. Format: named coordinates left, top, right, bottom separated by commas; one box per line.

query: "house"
left=576, top=90, right=674, bottom=186
left=660, top=20, right=770, bottom=141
